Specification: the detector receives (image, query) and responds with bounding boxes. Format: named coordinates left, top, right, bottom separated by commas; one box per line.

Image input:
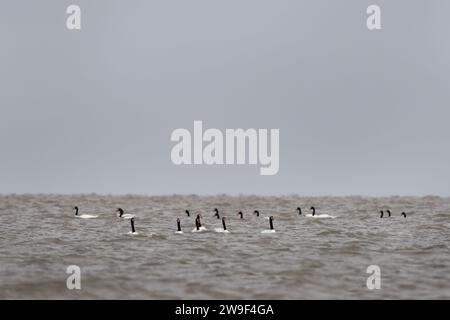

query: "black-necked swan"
left=214, top=217, right=230, bottom=233
left=401, top=212, right=407, bottom=218
left=253, top=210, right=260, bottom=217
left=237, top=211, right=243, bottom=219
left=297, top=207, right=302, bottom=215
left=386, top=210, right=392, bottom=217
left=261, top=216, right=276, bottom=233
left=192, top=214, right=207, bottom=232
left=306, top=206, right=336, bottom=219
left=175, top=218, right=183, bottom=234
left=73, top=206, right=98, bottom=219
left=128, top=218, right=138, bottom=235
left=116, top=208, right=135, bottom=219
left=213, top=208, right=220, bottom=219
left=185, top=210, right=190, bottom=217
left=380, top=210, right=384, bottom=218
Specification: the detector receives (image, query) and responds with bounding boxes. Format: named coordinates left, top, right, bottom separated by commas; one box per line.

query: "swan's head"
left=310, top=206, right=315, bottom=210
left=401, top=212, right=406, bottom=217
left=73, top=206, right=78, bottom=211
left=116, top=208, right=124, bottom=217
left=297, top=207, right=301, bottom=211
left=214, top=208, right=218, bottom=213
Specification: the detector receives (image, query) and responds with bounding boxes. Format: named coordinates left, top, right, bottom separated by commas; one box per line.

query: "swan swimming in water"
left=175, top=218, right=183, bottom=234
left=213, top=208, right=220, bottom=219
left=192, top=214, right=207, bottom=232
left=214, top=217, right=230, bottom=233
left=401, top=212, right=407, bottom=218
left=306, top=206, right=336, bottom=219
left=73, top=206, right=98, bottom=219
left=261, top=216, right=276, bottom=233
left=237, top=211, right=243, bottom=219
left=253, top=210, right=260, bottom=217
left=128, top=218, right=139, bottom=235
left=116, top=208, right=135, bottom=220
left=296, top=207, right=302, bottom=215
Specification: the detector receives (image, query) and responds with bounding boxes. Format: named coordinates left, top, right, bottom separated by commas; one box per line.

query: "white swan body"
left=120, top=214, right=135, bottom=220
left=307, top=207, right=336, bottom=219
left=192, top=227, right=207, bottom=233
left=214, top=228, right=230, bottom=233
left=175, top=231, right=184, bottom=234
left=127, top=231, right=139, bottom=235
left=73, top=207, right=97, bottom=219
left=306, top=214, right=336, bottom=219
left=76, top=214, right=98, bottom=219
left=214, top=218, right=230, bottom=233
left=261, top=229, right=276, bottom=234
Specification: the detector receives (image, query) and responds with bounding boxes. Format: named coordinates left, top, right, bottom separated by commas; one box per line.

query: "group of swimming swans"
left=73, top=206, right=134, bottom=220
left=182, top=210, right=275, bottom=234
left=296, top=206, right=336, bottom=218
left=73, top=205, right=406, bottom=235
left=379, top=209, right=407, bottom=218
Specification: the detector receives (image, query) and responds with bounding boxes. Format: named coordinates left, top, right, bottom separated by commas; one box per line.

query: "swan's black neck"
left=254, top=210, right=260, bottom=217
left=117, top=208, right=124, bottom=217
left=297, top=207, right=302, bottom=215
left=380, top=210, right=384, bottom=218
left=269, top=216, right=274, bottom=230
left=214, top=209, right=220, bottom=219
left=185, top=210, right=190, bottom=217
left=177, top=218, right=181, bottom=231
left=130, top=218, right=135, bottom=233
left=238, top=211, right=243, bottom=219
left=387, top=210, right=391, bottom=217
left=310, top=207, right=315, bottom=216
left=222, top=217, right=227, bottom=230
left=195, top=218, right=200, bottom=230
left=401, top=212, right=406, bottom=218
left=196, top=215, right=202, bottom=227
left=74, top=207, right=78, bottom=215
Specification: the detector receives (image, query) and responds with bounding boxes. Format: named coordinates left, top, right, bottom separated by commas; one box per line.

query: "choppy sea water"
left=0, top=194, right=449, bottom=299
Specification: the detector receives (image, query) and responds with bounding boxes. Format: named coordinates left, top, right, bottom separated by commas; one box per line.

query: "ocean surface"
left=0, top=194, right=449, bottom=299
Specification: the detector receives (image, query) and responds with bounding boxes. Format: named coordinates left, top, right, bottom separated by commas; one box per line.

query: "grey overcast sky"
left=0, top=0, right=449, bottom=196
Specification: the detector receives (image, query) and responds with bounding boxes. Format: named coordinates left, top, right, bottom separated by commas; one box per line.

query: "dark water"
left=0, top=194, right=449, bottom=299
